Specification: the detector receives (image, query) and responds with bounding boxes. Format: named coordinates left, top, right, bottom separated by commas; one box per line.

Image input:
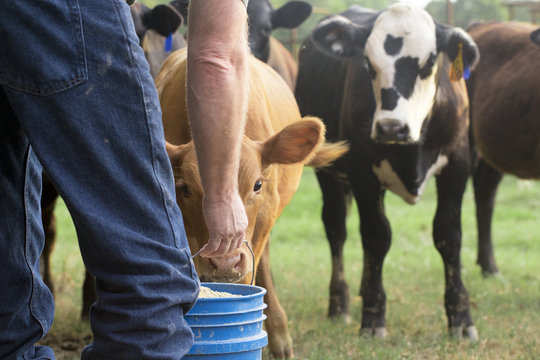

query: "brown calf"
left=156, top=47, right=348, bottom=358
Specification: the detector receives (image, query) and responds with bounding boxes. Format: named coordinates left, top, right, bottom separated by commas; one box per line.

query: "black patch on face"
left=419, top=52, right=437, bottom=79
left=394, top=56, right=420, bottom=99
left=384, top=34, right=403, bottom=56
left=365, top=57, right=377, bottom=80
left=381, top=87, right=399, bottom=110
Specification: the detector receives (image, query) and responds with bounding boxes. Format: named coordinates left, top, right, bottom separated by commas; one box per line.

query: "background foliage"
left=139, top=0, right=537, bottom=53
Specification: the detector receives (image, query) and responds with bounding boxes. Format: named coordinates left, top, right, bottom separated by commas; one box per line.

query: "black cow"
left=466, top=21, right=540, bottom=275
left=131, top=2, right=187, bottom=78
left=247, top=0, right=311, bottom=89
left=295, top=4, right=479, bottom=338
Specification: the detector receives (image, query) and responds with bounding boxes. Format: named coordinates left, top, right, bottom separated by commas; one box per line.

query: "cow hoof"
left=269, top=333, right=294, bottom=359
left=481, top=268, right=500, bottom=278
left=374, top=327, right=387, bottom=338
left=359, top=327, right=387, bottom=339
left=330, top=313, right=352, bottom=324
left=449, top=325, right=479, bottom=341
left=466, top=326, right=479, bottom=341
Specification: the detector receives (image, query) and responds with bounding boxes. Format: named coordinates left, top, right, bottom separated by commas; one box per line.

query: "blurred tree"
left=426, top=0, right=506, bottom=28
left=426, top=0, right=539, bottom=28
left=136, top=0, right=538, bottom=59
left=140, top=0, right=168, bottom=7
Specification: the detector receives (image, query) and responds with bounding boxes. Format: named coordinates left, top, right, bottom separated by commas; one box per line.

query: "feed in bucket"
left=198, top=285, right=240, bottom=298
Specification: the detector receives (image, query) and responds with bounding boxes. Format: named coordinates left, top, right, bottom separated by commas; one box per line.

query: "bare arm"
left=186, top=0, right=249, bottom=257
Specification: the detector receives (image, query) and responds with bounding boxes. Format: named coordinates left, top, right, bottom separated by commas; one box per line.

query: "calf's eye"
left=253, top=180, right=263, bottom=193
left=176, top=182, right=191, bottom=198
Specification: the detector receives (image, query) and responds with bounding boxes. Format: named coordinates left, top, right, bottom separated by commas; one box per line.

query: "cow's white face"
left=365, top=4, right=438, bottom=143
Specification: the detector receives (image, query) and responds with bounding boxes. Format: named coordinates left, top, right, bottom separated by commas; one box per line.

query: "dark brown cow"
left=466, top=21, right=540, bottom=275
left=295, top=4, right=479, bottom=338
left=156, top=47, right=348, bottom=358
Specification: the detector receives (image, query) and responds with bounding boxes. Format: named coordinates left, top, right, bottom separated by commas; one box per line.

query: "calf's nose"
left=375, top=120, right=410, bottom=143
left=209, top=253, right=243, bottom=271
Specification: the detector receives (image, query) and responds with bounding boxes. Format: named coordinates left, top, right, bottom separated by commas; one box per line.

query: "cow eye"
left=253, top=180, right=263, bottom=194
left=177, top=182, right=191, bottom=198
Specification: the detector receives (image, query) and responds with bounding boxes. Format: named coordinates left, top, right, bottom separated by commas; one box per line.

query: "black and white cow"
left=295, top=4, right=479, bottom=338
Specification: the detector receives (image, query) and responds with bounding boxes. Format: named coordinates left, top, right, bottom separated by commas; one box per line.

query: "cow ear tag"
left=463, top=63, right=470, bottom=80
left=449, top=42, right=464, bottom=81
left=165, top=32, right=173, bottom=52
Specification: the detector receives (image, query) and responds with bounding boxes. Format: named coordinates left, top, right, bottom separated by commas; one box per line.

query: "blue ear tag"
left=463, top=65, right=470, bottom=80
left=165, top=32, right=173, bottom=52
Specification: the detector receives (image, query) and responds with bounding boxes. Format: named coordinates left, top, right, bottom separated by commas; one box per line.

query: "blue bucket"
left=184, top=282, right=268, bottom=359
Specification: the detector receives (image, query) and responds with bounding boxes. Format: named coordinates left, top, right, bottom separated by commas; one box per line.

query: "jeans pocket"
left=0, top=0, right=87, bottom=96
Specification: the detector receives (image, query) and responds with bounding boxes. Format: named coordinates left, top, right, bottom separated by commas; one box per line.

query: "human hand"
left=198, top=192, right=248, bottom=257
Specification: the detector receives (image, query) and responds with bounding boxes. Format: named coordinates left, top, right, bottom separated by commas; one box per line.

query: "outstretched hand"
left=198, top=192, right=248, bottom=257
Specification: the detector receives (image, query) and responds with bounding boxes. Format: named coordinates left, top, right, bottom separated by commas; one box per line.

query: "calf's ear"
left=271, top=1, right=312, bottom=29
left=165, top=141, right=188, bottom=173
left=436, top=22, right=479, bottom=71
left=311, top=14, right=373, bottom=58
left=261, top=117, right=325, bottom=167
left=146, top=4, right=183, bottom=37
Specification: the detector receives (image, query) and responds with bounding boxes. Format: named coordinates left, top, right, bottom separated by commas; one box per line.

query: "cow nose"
left=375, top=120, right=410, bottom=143
left=209, top=253, right=243, bottom=271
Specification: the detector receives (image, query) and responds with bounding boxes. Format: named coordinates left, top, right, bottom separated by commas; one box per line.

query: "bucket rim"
left=197, top=282, right=267, bottom=300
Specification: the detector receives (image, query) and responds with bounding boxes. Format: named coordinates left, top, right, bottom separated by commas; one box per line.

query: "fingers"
left=200, top=192, right=248, bottom=258
left=199, top=232, right=244, bottom=258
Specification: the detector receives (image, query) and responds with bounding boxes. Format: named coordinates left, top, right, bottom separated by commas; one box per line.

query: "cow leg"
left=350, top=168, right=391, bottom=338
left=434, top=150, right=478, bottom=340
left=472, top=158, right=503, bottom=276
left=356, top=192, right=391, bottom=338
left=40, top=175, right=59, bottom=295
left=81, top=270, right=97, bottom=319
left=315, top=169, right=351, bottom=320
left=257, top=241, right=292, bottom=358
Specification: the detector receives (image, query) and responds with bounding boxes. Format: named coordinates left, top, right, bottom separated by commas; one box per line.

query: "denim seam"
left=23, top=147, right=47, bottom=338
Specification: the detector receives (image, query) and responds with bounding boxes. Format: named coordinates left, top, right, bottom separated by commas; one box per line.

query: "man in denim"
left=0, top=0, right=249, bottom=359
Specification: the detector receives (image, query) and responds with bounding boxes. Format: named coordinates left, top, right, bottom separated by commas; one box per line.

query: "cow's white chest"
left=372, top=155, right=448, bottom=204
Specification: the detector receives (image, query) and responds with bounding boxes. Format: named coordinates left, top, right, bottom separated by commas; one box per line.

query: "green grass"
left=40, top=168, right=540, bottom=359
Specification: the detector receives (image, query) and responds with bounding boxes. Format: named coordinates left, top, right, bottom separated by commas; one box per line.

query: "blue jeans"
left=0, top=1, right=199, bottom=359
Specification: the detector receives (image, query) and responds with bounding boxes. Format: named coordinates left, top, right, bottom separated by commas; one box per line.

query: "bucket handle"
left=192, top=240, right=255, bottom=285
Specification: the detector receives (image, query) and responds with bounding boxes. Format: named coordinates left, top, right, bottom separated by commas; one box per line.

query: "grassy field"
left=40, top=168, right=539, bottom=359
